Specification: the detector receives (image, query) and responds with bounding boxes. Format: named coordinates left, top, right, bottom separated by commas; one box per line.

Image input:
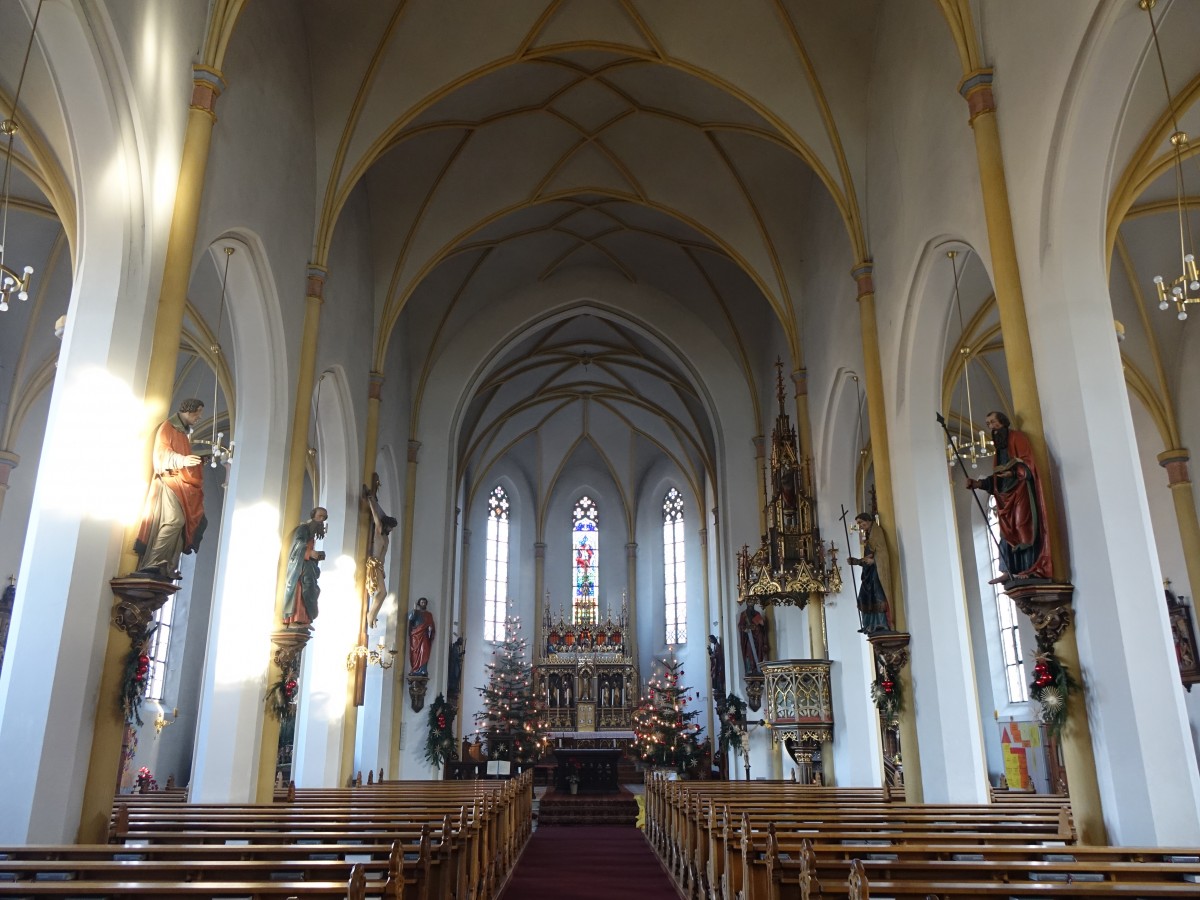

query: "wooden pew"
left=838, top=856, right=1200, bottom=898
left=19, top=773, right=537, bottom=900
left=770, top=837, right=1200, bottom=900
left=104, top=773, right=533, bottom=900
left=0, top=863, right=369, bottom=899
left=642, top=775, right=1200, bottom=900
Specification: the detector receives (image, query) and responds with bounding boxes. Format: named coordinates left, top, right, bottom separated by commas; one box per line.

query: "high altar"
left=536, top=602, right=639, bottom=733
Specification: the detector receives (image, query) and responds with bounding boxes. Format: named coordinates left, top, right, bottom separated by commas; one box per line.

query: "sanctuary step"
left=537, top=786, right=639, bottom=826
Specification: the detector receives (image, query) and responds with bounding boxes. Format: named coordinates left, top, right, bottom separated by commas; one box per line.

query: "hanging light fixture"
left=0, top=0, right=43, bottom=313
left=943, top=251, right=994, bottom=470
left=203, top=247, right=235, bottom=466
left=1141, top=0, right=1200, bottom=320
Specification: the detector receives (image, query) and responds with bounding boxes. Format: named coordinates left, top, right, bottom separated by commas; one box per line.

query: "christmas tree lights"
left=475, top=614, right=549, bottom=764
left=632, top=654, right=703, bottom=773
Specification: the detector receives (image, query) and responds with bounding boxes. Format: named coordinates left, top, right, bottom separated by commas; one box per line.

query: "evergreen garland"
left=716, top=692, right=748, bottom=756
left=870, top=658, right=902, bottom=725
left=265, top=675, right=300, bottom=721
left=1030, top=642, right=1076, bottom=737
left=424, top=693, right=458, bottom=768
left=632, top=655, right=703, bottom=773
left=120, top=626, right=157, bottom=726
left=475, top=615, right=548, bottom=765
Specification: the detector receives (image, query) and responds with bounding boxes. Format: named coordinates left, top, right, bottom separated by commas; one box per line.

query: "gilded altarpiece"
left=537, top=605, right=639, bottom=732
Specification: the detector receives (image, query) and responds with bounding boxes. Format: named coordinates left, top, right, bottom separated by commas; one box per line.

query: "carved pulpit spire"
left=736, top=357, right=841, bottom=608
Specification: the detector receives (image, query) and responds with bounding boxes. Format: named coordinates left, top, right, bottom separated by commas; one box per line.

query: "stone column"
left=139, top=66, right=226, bottom=434
left=752, top=435, right=767, bottom=536
left=340, top=372, right=386, bottom=783
left=699, top=527, right=716, bottom=749
left=253, top=266, right=328, bottom=802
left=387, top=439, right=421, bottom=778
left=1159, top=450, right=1200, bottom=602
left=853, top=263, right=923, bottom=802
left=625, top=542, right=638, bottom=660
left=80, top=66, right=228, bottom=840
left=534, top=542, right=547, bottom=648
left=960, top=69, right=1104, bottom=844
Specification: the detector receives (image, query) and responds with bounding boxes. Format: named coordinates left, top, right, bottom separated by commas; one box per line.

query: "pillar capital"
left=368, top=371, right=384, bottom=401
left=1158, top=448, right=1191, bottom=486
left=305, top=265, right=327, bottom=302
left=958, top=68, right=996, bottom=122
left=791, top=369, right=807, bottom=397
left=626, top=542, right=638, bottom=558
left=190, top=65, right=226, bottom=116
left=406, top=440, right=421, bottom=463
left=534, top=541, right=546, bottom=559
left=461, top=527, right=471, bottom=547
left=0, top=450, right=18, bottom=487
left=851, top=262, right=874, bottom=299
left=752, top=435, right=766, bottom=458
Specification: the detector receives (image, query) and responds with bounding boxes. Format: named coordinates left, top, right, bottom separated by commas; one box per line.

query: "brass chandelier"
left=943, top=251, right=993, bottom=469
left=1141, top=0, right=1200, bottom=320
left=0, top=0, right=43, bottom=313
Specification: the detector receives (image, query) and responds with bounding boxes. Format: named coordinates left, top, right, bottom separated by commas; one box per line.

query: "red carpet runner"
left=536, top=786, right=640, bottom=825
left=501, top=825, right=680, bottom=900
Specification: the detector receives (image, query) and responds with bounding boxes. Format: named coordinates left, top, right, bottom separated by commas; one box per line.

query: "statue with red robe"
left=966, top=411, right=1053, bottom=583
left=133, top=399, right=207, bottom=581
left=408, top=596, right=435, bottom=676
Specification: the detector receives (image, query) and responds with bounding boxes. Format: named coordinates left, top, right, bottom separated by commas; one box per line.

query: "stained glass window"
left=485, top=486, right=510, bottom=642
left=663, top=488, right=686, bottom=644
left=572, top=496, right=599, bottom=625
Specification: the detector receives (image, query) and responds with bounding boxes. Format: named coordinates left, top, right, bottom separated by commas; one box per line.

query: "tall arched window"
left=484, top=486, right=510, bottom=642
left=663, top=488, right=687, bottom=644
left=572, top=496, right=599, bottom=625
left=988, top=500, right=1028, bottom=703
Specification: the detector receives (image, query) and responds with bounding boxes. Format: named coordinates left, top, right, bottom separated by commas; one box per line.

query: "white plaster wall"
left=197, top=0, right=316, bottom=395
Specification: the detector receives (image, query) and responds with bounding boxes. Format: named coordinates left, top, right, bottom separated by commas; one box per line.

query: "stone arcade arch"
left=393, top=272, right=761, bottom=777
left=189, top=234, right=291, bottom=802
left=890, top=236, right=992, bottom=804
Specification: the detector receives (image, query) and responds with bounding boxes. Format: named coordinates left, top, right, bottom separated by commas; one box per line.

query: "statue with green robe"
left=848, top=512, right=894, bottom=634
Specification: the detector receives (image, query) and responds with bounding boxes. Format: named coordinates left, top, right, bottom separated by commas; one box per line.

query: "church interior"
left=2, top=0, right=1200, bottom=889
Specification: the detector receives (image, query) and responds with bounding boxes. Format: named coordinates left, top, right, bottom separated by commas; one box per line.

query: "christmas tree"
left=475, top=614, right=548, bottom=764
left=632, top=655, right=703, bottom=773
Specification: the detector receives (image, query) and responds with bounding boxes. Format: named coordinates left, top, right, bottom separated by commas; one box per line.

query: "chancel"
left=0, top=2, right=1199, bottom=897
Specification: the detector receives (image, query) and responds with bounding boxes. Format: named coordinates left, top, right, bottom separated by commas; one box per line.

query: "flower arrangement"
left=424, top=693, right=458, bottom=768
left=870, top=658, right=902, bottom=725
left=1029, top=643, right=1076, bottom=737
left=135, top=766, right=158, bottom=793
left=265, top=674, right=300, bottom=720
left=120, top=626, right=157, bottom=726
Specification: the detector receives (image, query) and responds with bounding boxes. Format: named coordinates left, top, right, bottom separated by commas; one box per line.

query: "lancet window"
left=663, top=488, right=687, bottom=644
left=485, top=485, right=510, bottom=642
left=144, top=597, right=175, bottom=701
left=572, top=496, right=599, bottom=625
left=988, top=501, right=1029, bottom=703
